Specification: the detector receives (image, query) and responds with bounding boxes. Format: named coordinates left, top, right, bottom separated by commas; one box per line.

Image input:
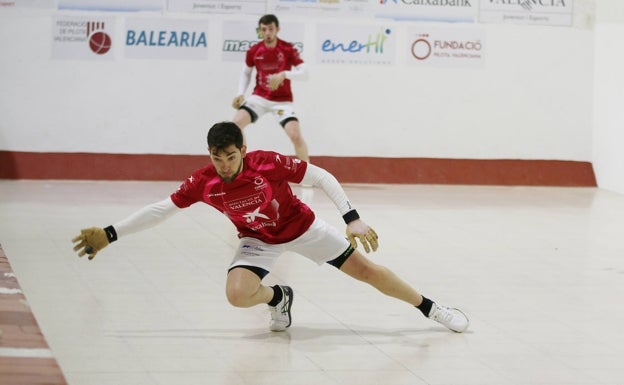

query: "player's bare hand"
left=267, top=72, right=286, bottom=91
left=72, top=227, right=109, bottom=260
left=346, top=219, right=379, bottom=253
left=232, top=95, right=245, bottom=109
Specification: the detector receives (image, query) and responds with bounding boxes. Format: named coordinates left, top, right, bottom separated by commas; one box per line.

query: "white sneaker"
left=269, top=286, right=294, bottom=332
left=428, top=304, right=469, bottom=333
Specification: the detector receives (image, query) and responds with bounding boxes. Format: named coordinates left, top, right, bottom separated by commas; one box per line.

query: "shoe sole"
left=283, top=286, right=294, bottom=328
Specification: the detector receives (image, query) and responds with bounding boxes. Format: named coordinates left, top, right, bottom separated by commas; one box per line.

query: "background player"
left=231, top=14, right=310, bottom=162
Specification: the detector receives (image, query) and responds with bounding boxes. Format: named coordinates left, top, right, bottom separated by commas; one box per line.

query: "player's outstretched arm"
left=71, top=197, right=181, bottom=260
left=300, top=163, right=379, bottom=253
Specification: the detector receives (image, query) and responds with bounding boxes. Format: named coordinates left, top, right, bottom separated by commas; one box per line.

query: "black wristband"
left=104, top=225, right=118, bottom=243
left=342, top=209, right=360, bottom=224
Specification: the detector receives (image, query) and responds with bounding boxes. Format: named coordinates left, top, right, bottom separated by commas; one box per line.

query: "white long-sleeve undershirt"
left=284, top=63, right=308, bottom=81
left=113, top=198, right=181, bottom=239
left=236, top=65, right=253, bottom=96
left=300, top=163, right=355, bottom=216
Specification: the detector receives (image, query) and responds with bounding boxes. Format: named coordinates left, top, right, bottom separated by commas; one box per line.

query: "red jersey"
left=246, top=39, right=303, bottom=102
left=170, top=150, right=314, bottom=244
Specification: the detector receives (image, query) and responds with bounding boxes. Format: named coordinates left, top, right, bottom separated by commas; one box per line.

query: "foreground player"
left=72, top=122, right=469, bottom=333
left=231, top=14, right=309, bottom=162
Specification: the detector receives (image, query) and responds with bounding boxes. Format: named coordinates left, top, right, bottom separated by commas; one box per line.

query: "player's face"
left=209, top=144, right=246, bottom=183
left=259, top=22, right=279, bottom=46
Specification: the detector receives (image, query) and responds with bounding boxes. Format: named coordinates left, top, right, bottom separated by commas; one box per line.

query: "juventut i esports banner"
left=124, top=18, right=209, bottom=60
left=479, top=0, right=574, bottom=27
left=221, top=20, right=304, bottom=62
left=315, top=23, right=396, bottom=66
left=266, top=0, right=372, bottom=18
left=167, top=0, right=265, bottom=14
left=52, top=15, right=115, bottom=60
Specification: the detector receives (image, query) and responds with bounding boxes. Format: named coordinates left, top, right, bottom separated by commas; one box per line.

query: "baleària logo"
left=87, top=21, right=112, bottom=55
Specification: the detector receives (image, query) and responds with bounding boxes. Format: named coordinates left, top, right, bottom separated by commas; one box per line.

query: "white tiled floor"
left=1, top=180, right=624, bottom=385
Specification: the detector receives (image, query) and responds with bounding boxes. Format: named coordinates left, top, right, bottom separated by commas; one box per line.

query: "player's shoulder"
left=277, top=38, right=297, bottom=50
left=247, top=150, right=304, bottom=173
left=246, top=149, right=278, bottom=162
left=246, top=150, right=289, bottom=168
left=277, top=39, right=303, bottom=61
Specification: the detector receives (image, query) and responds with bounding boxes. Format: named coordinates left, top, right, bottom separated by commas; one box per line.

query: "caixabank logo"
left=377, top=0, right=476, bottom=23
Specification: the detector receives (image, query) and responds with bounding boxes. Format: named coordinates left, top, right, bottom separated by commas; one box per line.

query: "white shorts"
left=229, top=217, right=351, bottom=274
left=241, top=94, right=298, bottom=126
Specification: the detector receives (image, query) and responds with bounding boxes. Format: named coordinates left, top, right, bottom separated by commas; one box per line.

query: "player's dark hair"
left=259, top=14, right=279, bottom=28
left=207, top=122, right=244, bottom=151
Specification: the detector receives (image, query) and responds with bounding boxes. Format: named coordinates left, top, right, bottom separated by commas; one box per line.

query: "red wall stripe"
left=0, top=151, right=596, bottom=186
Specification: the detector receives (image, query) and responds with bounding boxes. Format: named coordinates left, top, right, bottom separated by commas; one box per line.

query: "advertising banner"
left=376, top=0, right=477, bottom=23
left=1, top=0, right=56, bottom=9
left=52, top=15, right=115, bottom=60
left=407, top=24, right=485, bottom=68
left=316, top=23, right=396, bottom=65
left=479, top=0, right=574, bottom=26
left=124, top=17, right=210, bottom=60
left=58, top=0, right=162, bottom=12
left=267, top=0, right=372, bottom=18
left=167, top=0, right=265, bottom=14
left=221, top=20, right=304, bottom=62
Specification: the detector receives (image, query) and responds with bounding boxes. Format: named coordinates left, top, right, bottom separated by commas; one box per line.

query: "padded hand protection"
left=232, top=95, right=245, bottom=109
left=72, top=227, right=109, bottom=260
left=267, top=72, right=285, bottom=91
left=346, top=220, right=379, bottom=253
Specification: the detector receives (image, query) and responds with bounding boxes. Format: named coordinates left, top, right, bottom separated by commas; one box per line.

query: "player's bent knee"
left=225, top=285, right=250, bottom=308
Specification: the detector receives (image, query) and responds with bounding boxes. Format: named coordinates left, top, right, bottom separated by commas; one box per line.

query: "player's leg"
left=338, top=250, right=423, bottom=305
left=295, top=219, right=468, bottom=332
left=227, top=238, right=294, bottom=331
left=225, top=266, right=273, bottom=308
left=286, top=219, right=408, bottom=300
left=282, top=118, right=309, bottom=162
left=337, top=250, right=469, bottom=332
left=273, top=103, right=309, bottom=162
left=225, top=267, right=293, bottom=332
left=232, top=108, right=253, bottom=129
left=232, top=109, right=253, bottom=146
left=233, top=96, right=265, bottom=146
